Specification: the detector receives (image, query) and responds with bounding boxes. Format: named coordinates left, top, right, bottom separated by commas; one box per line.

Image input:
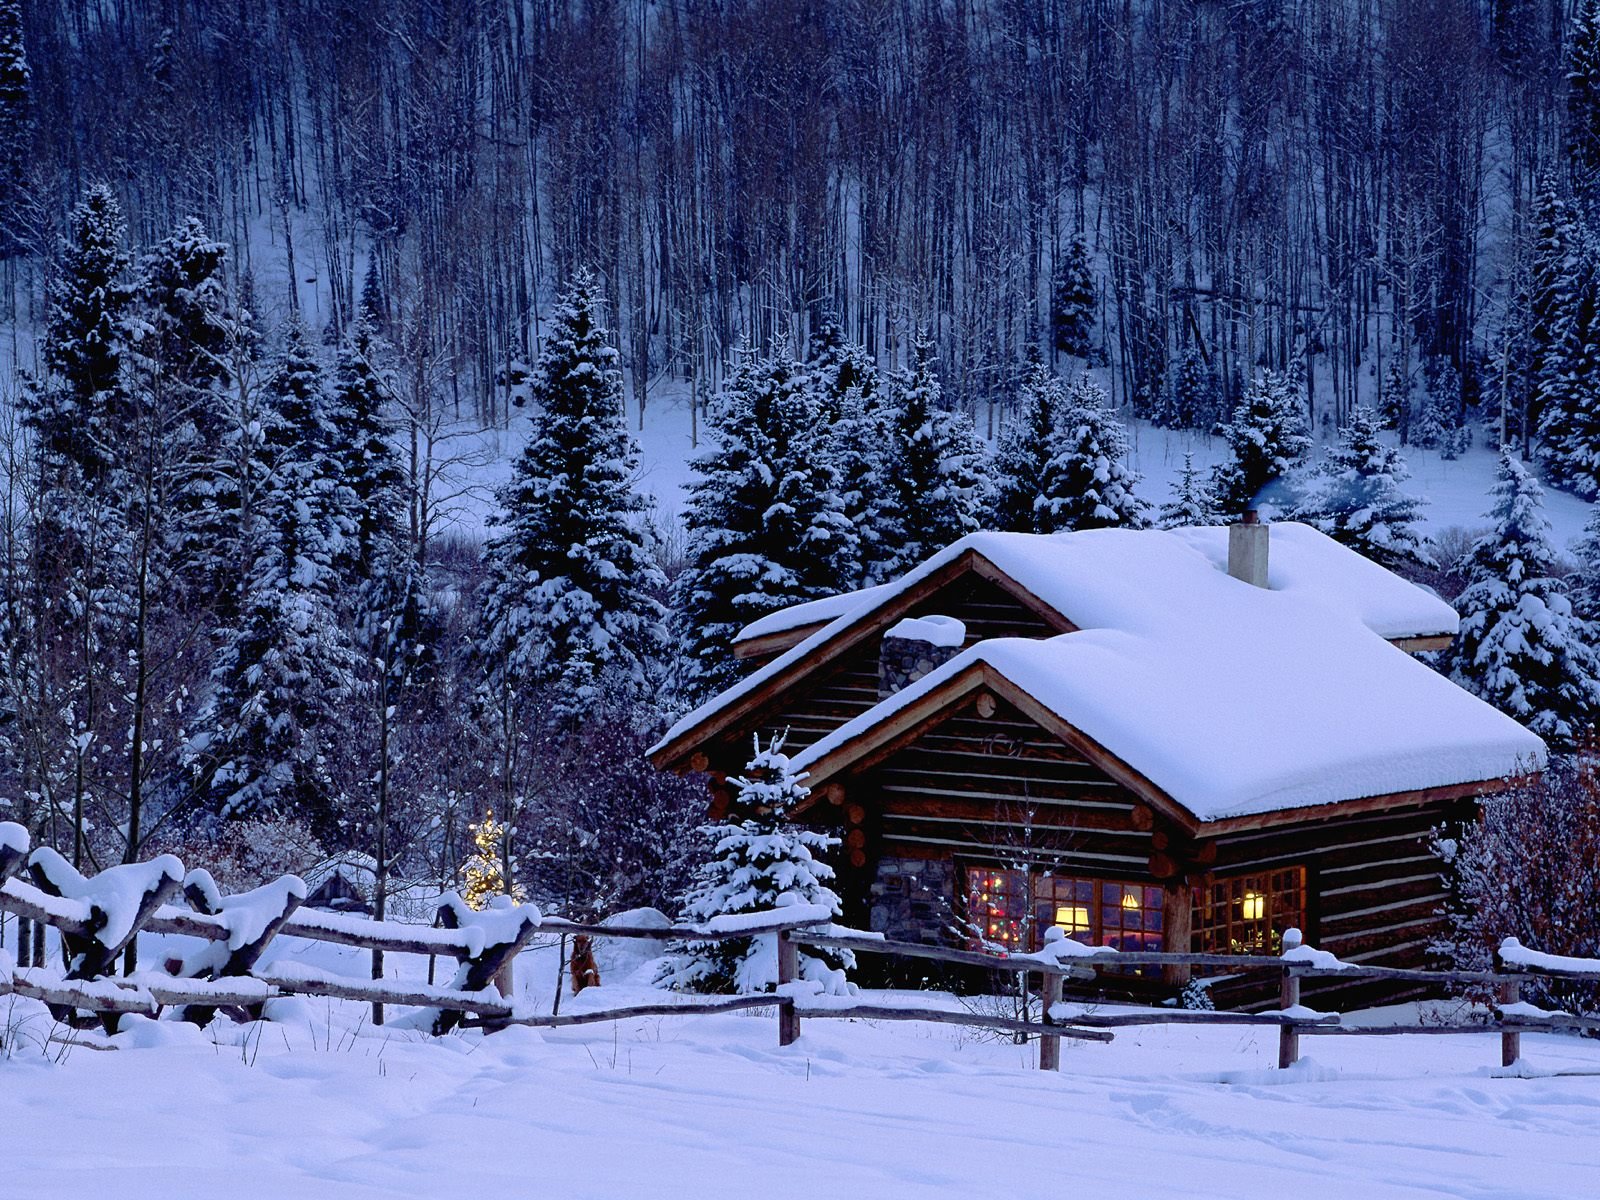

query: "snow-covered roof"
left=1167, top=523, right=1458, bottom=641
left=730, top=522, right=1457, bottom=652
left=733, top=582, right=899, bottom=648
left=786, top=531, right=1541, bottom=823
left=654, top=527, right=1540, bottom=823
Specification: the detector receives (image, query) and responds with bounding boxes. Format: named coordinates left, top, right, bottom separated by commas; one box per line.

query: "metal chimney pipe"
left=1228, top=509, right=1270, bottom=588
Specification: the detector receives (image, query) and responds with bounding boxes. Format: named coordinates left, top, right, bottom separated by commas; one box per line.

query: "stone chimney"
left=1227, top=509, right=1270, bottom=588
left=878, top=616, right=967, bottom=698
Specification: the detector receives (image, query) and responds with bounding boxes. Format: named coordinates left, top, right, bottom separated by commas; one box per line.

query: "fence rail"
left=0, top=820, right=1596, bottom=1078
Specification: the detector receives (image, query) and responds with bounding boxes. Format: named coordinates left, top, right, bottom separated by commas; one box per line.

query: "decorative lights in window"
left=961, top=867, right=1163, bottom=952
left=1192, top=868, right=1306, bottom=955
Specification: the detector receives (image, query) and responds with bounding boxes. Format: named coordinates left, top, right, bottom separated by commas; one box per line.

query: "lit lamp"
left=1054, top=905, right=1090, bottom=933
left=1121, top=890, right=1140, bottom=910
left=1242, top=891, right=1264, bottom=921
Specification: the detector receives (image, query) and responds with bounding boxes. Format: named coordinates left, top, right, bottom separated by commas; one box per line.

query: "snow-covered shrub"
left=1434, top=758, right=1600, bottom=1016
left=155, top=815, right=326, bottom=896
left=1178, top=979, right=1215, bottom=1012
left=658, top=735, right=853, bottom=995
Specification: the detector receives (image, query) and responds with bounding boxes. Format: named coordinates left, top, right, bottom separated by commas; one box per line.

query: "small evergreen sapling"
left=1442, top=452, right=1600, bottom=749
left=1050, top=236, right=1096, bottom=363
left=661, top=735, right=853, bottom=995
left=1157, top=452, right=1218, bottom=529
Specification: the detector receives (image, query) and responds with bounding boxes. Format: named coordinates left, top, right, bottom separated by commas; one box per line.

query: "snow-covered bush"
left=155, top=815, right=326, bottom=896
left=658, top=735, right=853, bottom=995
left=1434, top=758, right=1600, bottom=1016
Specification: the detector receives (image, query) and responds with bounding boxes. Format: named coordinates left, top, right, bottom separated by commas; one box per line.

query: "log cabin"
left=649, top=520, right=1546, bottom=1005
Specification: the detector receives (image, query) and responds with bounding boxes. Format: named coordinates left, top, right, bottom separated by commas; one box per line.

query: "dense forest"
left=0, top=0, right=1588, bottom=438
left=5, top=0, right=1600, bottom=951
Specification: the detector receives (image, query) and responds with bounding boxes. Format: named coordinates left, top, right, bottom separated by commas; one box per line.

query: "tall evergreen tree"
left=478, top=272, right=667, bottom=718
left=0, top=0, right=29, bottom=258
left=30, top=184, right=132, bottom=483
left=1157, top=452, right=1218, bottom=529
left=1295, top=407, right=1426, bottom=568
left=992, top=362, right=1068, bottom=533
left=877, top=332, right=992, bottom=577
left=676, top=344, right=859, bottom=699
left=1528, top=178, right=1582, bottom=451
left=1443, top=453, right=1600, bottom=749
left=806, top=316, right=879, bottom=412
left=1050, top=237, right=1095, bottom=363
left=1569, top=0, right=1600, bottom=209
left=1210, top=369, right=1312, bottom=517
left=1035, top=376, right=1149, bottom=532
left=328, top=314, right=406, bottom=604
left=1537, top=230, right=1600, bottom=497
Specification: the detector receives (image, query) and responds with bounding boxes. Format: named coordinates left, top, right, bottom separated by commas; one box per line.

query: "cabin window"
left=962, top=867, right=1163, bottom=952
left=1192, top=867, right=1307, bottom=955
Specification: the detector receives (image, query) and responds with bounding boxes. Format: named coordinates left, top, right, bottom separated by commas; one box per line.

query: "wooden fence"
left=1, top=825, right=1597, bottom=1076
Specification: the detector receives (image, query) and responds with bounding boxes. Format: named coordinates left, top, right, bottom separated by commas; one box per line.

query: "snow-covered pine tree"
left=1442, top=452, right=1600, bottom=749
left=1537, top=231, right=1600, bottom=497
left=877, top=331, right=992, bottom=577
left=1295, top=407, right=1426, bottom=568
left=659, top=734, right=852, bottom=995
left=1528, top=178, right=1582, bottom=449
left=1034, top=375, right=1149, bottom=532
left=132, top=217, right=237, bottom=595
left=1572, top=505, right=1600, bottom=622
left=992, top=361, right=1068, bottom=533
left=201, top=548, right=364, bottom=841
left=202, top=318, right=364, bottom=841
left=29, top=184, right=133, bottom=483
left=1569, top=0, right=1600, bottom=210
left=806, top=315, right=879, bottom=411
left=260, top=318, right=342, bottom=597
left=0, top=0, right=29, bottom=259
left=1210, top=368, right=1312, bottom=517
left=1168, top=345, right=1219, bottom=431
left=676, top=344, right=860, bottom=699
left=1050, top=236, right=1095, bottom=363
left=1380, top=352, right=1412, bottom=436
left=1157, top=452, right=1218, bottom=529
left=328, top=313, right=406, bottom=611
left=478, top=271, right=667, bottom=719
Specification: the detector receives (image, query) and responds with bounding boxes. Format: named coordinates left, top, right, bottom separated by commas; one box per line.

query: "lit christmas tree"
left=462, top=808, right=524, bottom=910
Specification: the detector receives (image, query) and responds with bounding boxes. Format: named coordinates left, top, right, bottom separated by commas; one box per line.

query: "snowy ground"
left=450, top=385, right=1597, bottom=554
left=4, top=931, right=1600, bottom=1199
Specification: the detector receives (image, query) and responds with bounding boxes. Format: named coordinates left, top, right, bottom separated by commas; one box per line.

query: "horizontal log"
left=0, top=878, right=92, bottom=936
left=496, top=994, right=790, bottom=1029
left=796, top=1003, right=1114, bottom=1042
left=1046, top=1008, right=1339, bottom=1029
left=793, top=932, right=1098, bottom=975
left=540, top=914, right=835, bottom=942
left=255, top=966, right=512, bottom=1016
left=279, top=911, right=482, bottom=958
left=9, top=974, right=156, bottom=1014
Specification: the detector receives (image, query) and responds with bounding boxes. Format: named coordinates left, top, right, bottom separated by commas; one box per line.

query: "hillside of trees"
left=0, top=0, right=1592, bottom=445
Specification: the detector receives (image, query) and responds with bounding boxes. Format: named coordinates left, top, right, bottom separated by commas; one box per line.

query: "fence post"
left=1495, top=951, right=1521, bottom=1069
left=1279, top=927, right=1302, bottom=1069
left=776, top=929, right=800, bottom=1046
left=1039, top=969, right=1063, bottom=1071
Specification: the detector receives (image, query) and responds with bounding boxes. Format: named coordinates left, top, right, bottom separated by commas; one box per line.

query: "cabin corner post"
left=1161, top=879, right=1193, bottom=986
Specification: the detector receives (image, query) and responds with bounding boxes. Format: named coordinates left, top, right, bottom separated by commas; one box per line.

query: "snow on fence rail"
left=2, top=821, right=1599, bottom=1076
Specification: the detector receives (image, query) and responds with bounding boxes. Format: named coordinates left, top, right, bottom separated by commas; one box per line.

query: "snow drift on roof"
left=1168, top=522, right=1458, bottom=640
left=786, top=530, right=1541, bottom=821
